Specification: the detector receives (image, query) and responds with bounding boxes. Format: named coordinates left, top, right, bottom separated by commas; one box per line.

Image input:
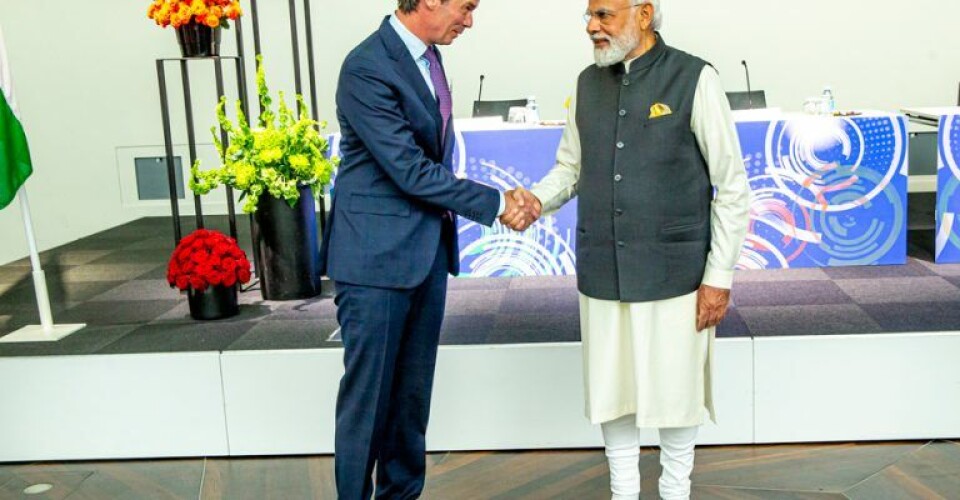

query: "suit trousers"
left=334, top=239, right=449, bottom=500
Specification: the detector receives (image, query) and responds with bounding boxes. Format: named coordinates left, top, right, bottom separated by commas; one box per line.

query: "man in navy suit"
left=321, top=1, right=533, bottom=497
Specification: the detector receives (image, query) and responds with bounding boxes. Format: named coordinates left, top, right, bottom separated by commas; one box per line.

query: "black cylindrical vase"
left=187, top=285, right=239, bottom=321
left=176, top=24, right=222, bottom=58
left=252, top=186, right=322, bottom=300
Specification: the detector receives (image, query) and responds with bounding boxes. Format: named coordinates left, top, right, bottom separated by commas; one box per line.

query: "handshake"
left=499, top=187, right=542, bottom=231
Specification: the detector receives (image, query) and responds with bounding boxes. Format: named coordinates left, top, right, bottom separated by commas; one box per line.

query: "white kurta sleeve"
left=530, top=83, right=581, bottom=215
left=691, top=66, right=750, bottom=289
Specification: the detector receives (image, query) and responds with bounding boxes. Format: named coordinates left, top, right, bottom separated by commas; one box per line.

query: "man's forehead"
left=588, top=0, right=631, bottom=9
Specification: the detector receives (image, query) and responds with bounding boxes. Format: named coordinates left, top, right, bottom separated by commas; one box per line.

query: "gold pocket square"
left=649, top=103, right=673, bottom=119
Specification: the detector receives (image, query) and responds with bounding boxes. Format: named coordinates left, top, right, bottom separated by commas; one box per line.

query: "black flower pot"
left=176, top=24, right=221, bottom=58
left=251, top=185, right=322, bottom=301
left=188, top=284, right=239, bottom=321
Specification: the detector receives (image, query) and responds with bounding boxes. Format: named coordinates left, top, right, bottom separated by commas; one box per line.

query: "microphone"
left=478, top=74, right=485, bottom=102
left=741, top=60, right=753, bottom=107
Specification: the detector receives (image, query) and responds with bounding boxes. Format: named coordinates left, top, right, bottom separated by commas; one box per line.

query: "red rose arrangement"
left=167, top=229, right=252, bottom=291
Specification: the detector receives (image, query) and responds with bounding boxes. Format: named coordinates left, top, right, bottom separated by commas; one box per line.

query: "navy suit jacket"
left=320, top=17, right=500, bottom=289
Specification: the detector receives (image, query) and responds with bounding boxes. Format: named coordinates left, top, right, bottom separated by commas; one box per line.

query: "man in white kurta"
left=503, top=1, right=749, bottom=498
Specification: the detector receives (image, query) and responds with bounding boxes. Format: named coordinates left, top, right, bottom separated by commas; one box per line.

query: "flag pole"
left=0, top=186, right=84, bottom=342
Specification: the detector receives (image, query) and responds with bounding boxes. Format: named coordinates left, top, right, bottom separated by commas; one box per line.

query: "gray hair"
left=397, top=0, right=420, bottom=14
left=639, top=0, right=663, bottom=30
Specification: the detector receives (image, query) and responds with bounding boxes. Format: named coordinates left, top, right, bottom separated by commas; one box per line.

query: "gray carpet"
left=0, top=216, right=956, bottom=357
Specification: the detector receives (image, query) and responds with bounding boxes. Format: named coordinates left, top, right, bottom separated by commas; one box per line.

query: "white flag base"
left=0, top=323, right=85, bottom=343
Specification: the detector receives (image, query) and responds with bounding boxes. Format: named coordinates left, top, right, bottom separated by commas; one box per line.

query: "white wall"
left=1, top=0, right=958, bottom=264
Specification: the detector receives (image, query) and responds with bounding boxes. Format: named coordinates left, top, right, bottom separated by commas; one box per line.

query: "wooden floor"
left=1, top=440, right=958, bottom=499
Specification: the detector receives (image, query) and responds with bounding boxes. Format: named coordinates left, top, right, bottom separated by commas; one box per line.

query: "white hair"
left=640, top=0, right=663, bottom=30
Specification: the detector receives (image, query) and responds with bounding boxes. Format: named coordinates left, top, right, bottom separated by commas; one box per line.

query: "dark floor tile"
left=263, top=297, right=338, bottom=321
left=692, top=442, right=923, bottom=493
left=0, top=325, right=138, bottom=357
left=0, top=281, right=125, bottom=307
left=863, top=301, right=960, bottom=332
left=509, top=274, right=578, bottom=289
left=822, top=260, right=936, bottom=280
left=716, top=307, right=751, bottom=338
left=499, top=287, right=580, bottom=314
left=845, top=441, right=960, bottom=499
left=737, top=304, right=882, bottom=336
left=56, top=300, right=182, bottom=327
left=439, top=315, right=497, bottom=345
left=86, top=249, right=173, bottom=265
left=151, top=302, right=275, bottom=324
left=733, top=267, right=832, bottom=283
left=445, top=289, right=507, bottom=316
left=118, top=236, right=176, bottom=253
left=88, top=280, right=181, bottom=302
left=58, top=263, right=163, bottom=283
left=731, top=280, right=852, bottom=307
left=836, top=277, right=960, bottom=304
left=97, top=320, right=258, bottom=354
left=918, top=259, right=960, bottom=277
left=447, top=276, right=514, bottom=291
left=492, top=312, right=580, bottom=343
left=227, top=319, right=341, bottom=351
left=0, top=266, right=44, bottom=284
left=4, top=250, right=115, bottom=268
left=0, top=303, right=83, bottom=335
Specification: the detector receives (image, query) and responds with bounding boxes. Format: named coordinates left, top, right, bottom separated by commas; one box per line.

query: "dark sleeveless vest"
left=575, top=35, right=712, bottom=302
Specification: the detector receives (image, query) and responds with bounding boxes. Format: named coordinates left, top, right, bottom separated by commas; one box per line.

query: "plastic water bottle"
left=525, top=96, right=540, bottom=123
left=822, top=86, right=835, bottom=114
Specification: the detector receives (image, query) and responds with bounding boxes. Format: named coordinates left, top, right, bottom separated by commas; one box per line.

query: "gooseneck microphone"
left=741, top=60, right=753, bottom=107
left=478, top=74, right=485, bottom=102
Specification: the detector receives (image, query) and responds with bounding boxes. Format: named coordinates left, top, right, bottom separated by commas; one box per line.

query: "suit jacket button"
left=617, top=241, right=625, bottom=247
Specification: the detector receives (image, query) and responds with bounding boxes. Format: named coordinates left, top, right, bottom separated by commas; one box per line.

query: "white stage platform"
left=1, top=332, right=958, bottom=462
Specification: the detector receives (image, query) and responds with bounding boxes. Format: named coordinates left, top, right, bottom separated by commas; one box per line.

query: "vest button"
left=614, top=174, right=623, bottom=182
left=622, top=79, right=630, bottom=86
left=616, top=142, right=625, bottom=149
left=617, top=241, right=625, bottom=247
left=619, top=109, right=627, bottom=117
left=615, top=208, right=624, bottom=216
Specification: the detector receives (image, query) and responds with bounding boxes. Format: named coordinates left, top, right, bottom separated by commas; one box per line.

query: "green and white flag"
left=0, top=26, right=32, bottom=210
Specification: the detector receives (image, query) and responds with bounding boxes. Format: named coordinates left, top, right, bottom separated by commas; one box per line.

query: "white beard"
left=592, top=24, right=640, bottom=68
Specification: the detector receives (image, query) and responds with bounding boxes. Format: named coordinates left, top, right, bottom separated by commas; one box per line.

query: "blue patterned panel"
left=329, top=114, right=908, bottom=276
left=736, top=114, right=907, bottom=269
left=936, top=114, right=960, bottom=262
left=452, top=127, right=576, bottom=277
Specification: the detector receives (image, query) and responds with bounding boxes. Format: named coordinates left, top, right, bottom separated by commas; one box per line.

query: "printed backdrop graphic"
left=935, top=114, right=960, bottom=262
left=735, top=114, right=907, bottom=269
left=329, top=114, right=908, bottom=277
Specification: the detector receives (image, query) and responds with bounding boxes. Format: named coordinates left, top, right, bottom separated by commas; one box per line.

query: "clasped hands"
left=499, top=187, right=542, bottom=231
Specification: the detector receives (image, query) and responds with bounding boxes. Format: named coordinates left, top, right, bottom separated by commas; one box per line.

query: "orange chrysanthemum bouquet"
left=147, top=0, right=243, bottom=57
left=148, top=0, right=242, bottom=29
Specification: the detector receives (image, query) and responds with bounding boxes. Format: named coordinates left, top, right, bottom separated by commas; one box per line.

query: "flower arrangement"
left=167, top=229, right=252, bottom=291
left=190, top=56, right=338, bottom=213
left=147, top=0, right=242, bottom=29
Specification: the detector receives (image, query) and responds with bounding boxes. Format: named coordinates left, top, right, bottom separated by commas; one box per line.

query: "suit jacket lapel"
left=378, top=18, right=443, bottom=153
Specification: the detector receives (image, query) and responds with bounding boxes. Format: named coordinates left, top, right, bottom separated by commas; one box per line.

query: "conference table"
left=330, top=110, right=909, bottom=276
left=902, top=107, right=960, bottom=263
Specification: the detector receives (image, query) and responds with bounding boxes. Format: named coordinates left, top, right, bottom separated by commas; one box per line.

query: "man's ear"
left=422, top=0, right=442, bottom=11
left=638, top=3, right=654, bottom=30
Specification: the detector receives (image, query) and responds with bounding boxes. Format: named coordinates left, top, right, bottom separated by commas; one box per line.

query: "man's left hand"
left=696, top=284, right=731, bottom=332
